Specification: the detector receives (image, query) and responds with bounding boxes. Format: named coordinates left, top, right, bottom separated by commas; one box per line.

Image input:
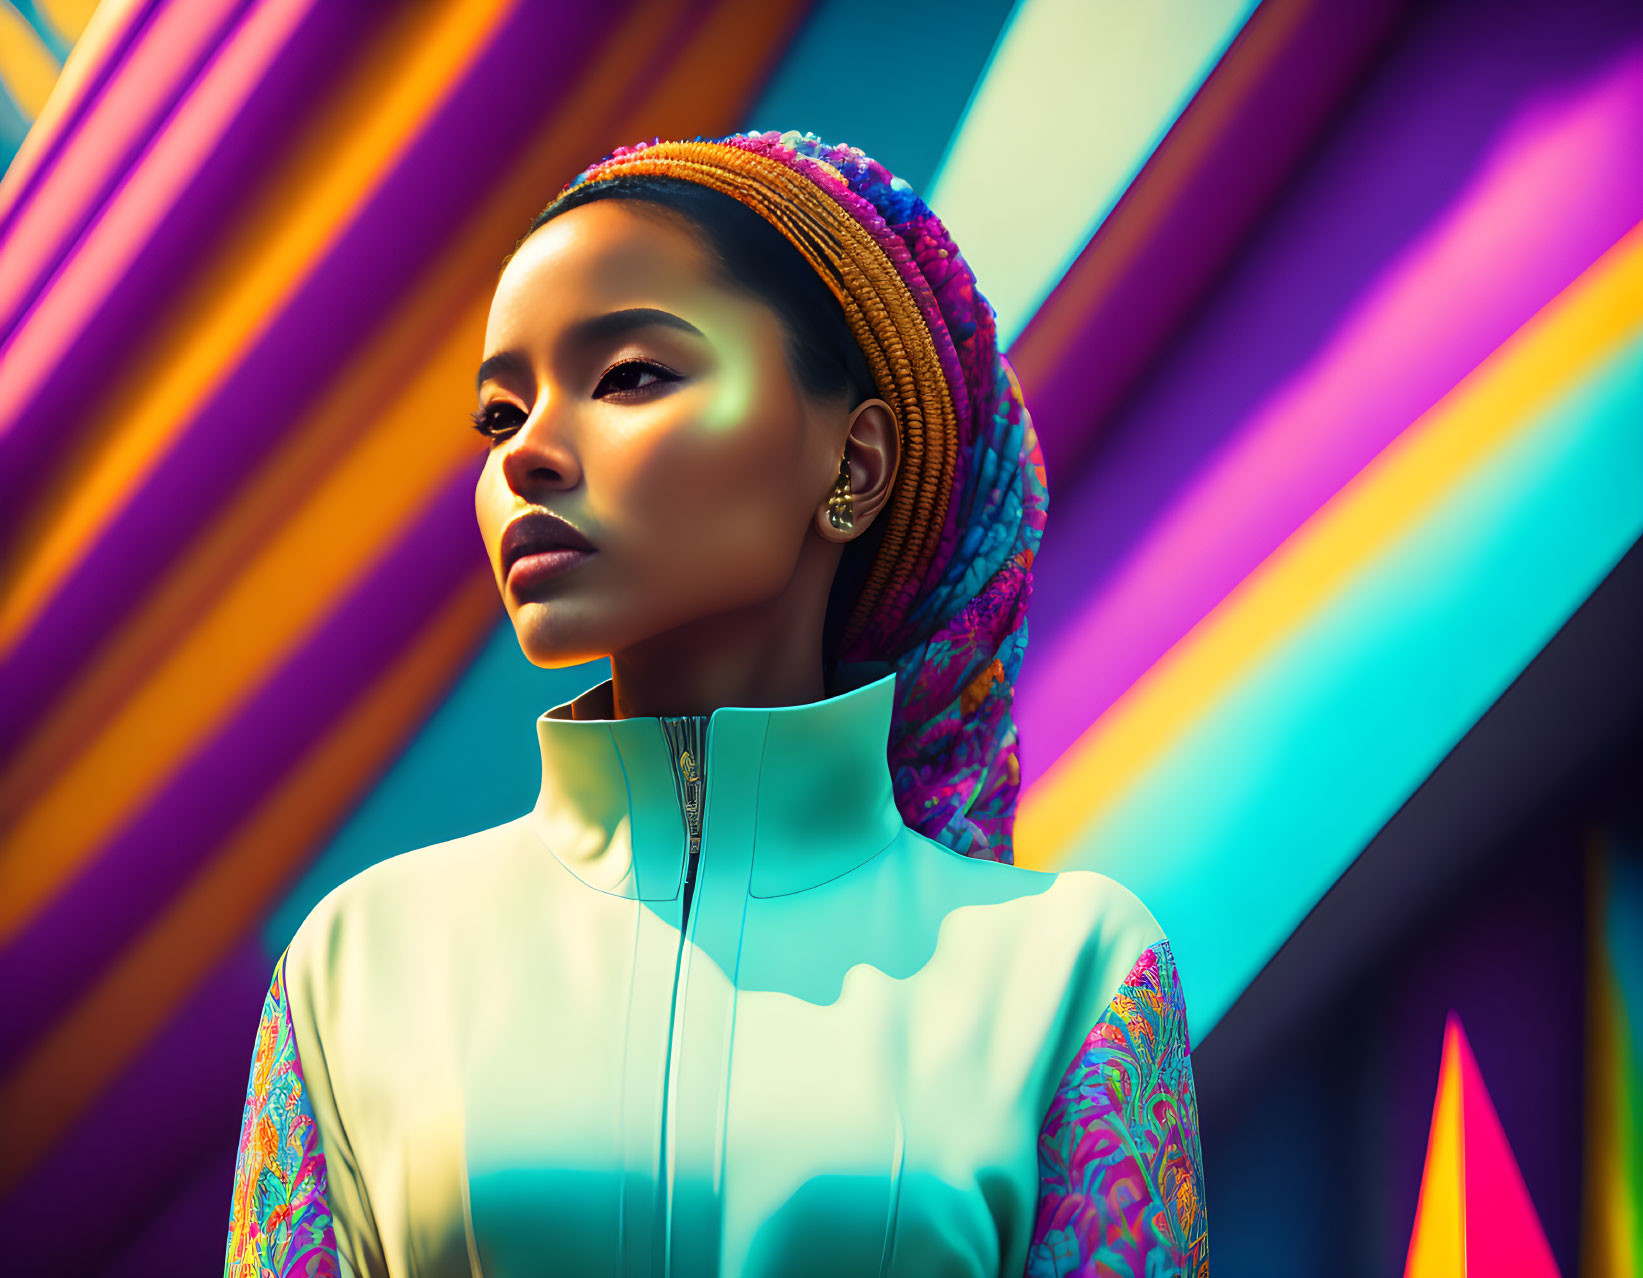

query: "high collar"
left=531, top=668, right=904, bottom=901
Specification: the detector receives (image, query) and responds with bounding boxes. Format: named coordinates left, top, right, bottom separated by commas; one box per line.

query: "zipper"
left=659, top=714, right=709, bottom=931
left=656, top=713, right=709, bottom=1271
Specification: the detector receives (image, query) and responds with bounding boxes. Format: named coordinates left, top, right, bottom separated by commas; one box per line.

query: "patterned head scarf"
left=541, top=129, right=1048, bottom=865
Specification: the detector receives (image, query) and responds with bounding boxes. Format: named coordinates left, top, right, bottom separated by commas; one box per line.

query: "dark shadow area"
left=1197, top=533, right=1643, bottom=1274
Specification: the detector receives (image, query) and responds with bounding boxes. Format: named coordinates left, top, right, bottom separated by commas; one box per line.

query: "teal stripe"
left=0, top=73, right=28, bottom=165
left=1061, top=332, right=1643, bottom=1034
left=742, top=0, right=1019, bottom=195
left=928, top=0, right=1261, bottom=345
left=261, top=624, right=609, bottom=953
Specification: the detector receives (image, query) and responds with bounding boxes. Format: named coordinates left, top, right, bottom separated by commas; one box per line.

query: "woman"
left=224, top=129, right=1207, bottom=1278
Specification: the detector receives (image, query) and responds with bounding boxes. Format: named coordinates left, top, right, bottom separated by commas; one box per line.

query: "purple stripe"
left=0, top=0, right=617, bottom=761
left=1016, top=0, right=1643, bottom=788
left=0, top=934, right=271, bottom=1276
left=1014, top=0, right=1412, bottom=480
left=0, top=0, right=362, bottom=520
left=0, top=463, right=483, bottom=1074
left=103, top=1144, right=241, bottom=1278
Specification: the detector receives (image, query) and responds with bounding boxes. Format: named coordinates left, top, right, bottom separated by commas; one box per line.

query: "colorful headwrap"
left=542, top=129, right=1048, bottom=865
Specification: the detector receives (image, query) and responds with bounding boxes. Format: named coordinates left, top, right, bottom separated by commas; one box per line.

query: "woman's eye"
left=468, top=360, right=679, bottom=442
left=469, top=402, right=526, bottom=440
left=595, top=359, right=680, bottom=399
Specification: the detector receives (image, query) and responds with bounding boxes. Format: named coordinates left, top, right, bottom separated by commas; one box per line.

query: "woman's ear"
left=814, top=398, right=899, bottom=544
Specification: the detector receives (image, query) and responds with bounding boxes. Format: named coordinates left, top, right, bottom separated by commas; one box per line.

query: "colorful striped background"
left=2, top=0, right=1640, bottom=1269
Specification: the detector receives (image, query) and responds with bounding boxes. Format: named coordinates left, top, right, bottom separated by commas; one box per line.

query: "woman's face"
left=473, top=199, right=857, bottom=669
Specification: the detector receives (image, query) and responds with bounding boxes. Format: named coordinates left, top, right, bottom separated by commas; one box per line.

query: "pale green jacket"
left=227, top=669, right=1202, bottom=1276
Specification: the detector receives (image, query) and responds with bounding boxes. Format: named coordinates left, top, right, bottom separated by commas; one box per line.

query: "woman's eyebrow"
left=475, top=350, right=528, bottom=392
left=474, top=309, right=707, bottom=392
left=564, top=306, right=707, bottom=347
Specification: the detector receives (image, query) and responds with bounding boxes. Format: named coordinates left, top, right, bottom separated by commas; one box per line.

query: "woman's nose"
left=501, top=398, right=582, bottom=497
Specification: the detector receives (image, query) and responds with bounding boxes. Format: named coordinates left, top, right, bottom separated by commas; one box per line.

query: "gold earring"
left=827, top=452, right=854, bottom=532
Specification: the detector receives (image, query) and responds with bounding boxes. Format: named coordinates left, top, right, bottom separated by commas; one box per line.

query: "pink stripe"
left=1457, top=1022, right=1560, bottom=1273
left=1017, top=41, right=1643, bottom=784
left=0, top=0, right=157, bottom=232
left=0, top=0, right=248, bottom=337
left=0, top=0, right=319, bottom=442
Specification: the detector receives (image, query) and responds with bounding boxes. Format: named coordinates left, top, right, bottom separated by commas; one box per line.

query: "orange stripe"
left=0, top=0, right=807, bottom=1183
left=0, top=311, right=492, bottom=940
left=614, top=0, right=808, bottom=123
left=0, top=274, right=495, bottom=833
left=0, top=0, right=515, bottom=659
left=0, top=569, right=497, bottom=1196
left=1009, top=0, right=1313, bottom=388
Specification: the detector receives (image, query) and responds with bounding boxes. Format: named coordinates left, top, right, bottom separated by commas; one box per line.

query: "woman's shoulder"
left=1011, top=869, right=1187, bottom=1090
left=281, top=813, right=536, bottom=979
left=1042, top=865, right=1166, bottom=953
left=1027, top=866, right=1169, bottom=1012
left=898, top=831, right=1168, bottom=1001
left=906, top=830, right=1165, bottom=951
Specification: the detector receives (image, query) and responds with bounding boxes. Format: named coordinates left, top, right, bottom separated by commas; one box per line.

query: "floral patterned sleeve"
left=225, top=946, right=342, bottom=1278
left=1025, top=938, right=1208, bottom=1277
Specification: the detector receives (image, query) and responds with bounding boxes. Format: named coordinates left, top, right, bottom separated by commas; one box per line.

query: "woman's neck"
left=604, top=595, right=832, bottom=720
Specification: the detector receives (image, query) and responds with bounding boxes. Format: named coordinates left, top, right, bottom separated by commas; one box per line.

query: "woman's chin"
left=509, top=612, right=611, bottom=671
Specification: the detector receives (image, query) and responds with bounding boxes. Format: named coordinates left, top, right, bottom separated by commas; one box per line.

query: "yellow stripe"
left=0, top=2, right=61, bottom=117
left=0, top=0, right=514, bottom=657
left=1015, top=220, right=1643, bottom=870
left=39, top=0, right=97, bottom=42
left=1404, top=1019, right=1467, bottom=1275
left=0, top=570, right=498, bottom=1196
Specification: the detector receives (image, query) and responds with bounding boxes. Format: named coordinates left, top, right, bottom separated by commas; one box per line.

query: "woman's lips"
left=506, top=547, right=595, bottom=593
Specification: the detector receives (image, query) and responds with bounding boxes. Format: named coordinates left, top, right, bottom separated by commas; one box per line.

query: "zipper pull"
left=678, top=745, right=702, bottom=858
left=661, top=715, right=708, bottom=859
left=662, top=714, right=708, bottom=930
